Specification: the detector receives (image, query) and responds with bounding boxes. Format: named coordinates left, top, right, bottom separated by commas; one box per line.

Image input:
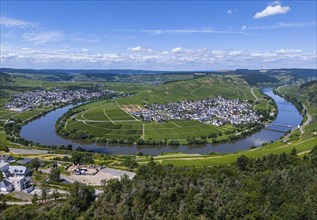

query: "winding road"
left=251, top=88, right=260, bottom=101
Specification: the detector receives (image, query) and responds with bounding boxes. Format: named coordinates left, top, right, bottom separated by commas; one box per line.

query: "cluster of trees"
left=1, top=146, right=317, bottom=219
left=1, top=182, right=95, bottom=219
left=121, top=156, right=139, bottom=169
left=86, top=147, right=317, bottom=219
left=97, top=137, right=136, bottom=145
left=0, top=145, right=9, bottom=152
left=58, top=129, right=94, bottom=140
left=187, top=136, right=208, bottom=144
left=71, top=151, right=95, bottom=164
left=3, top=120, right=21, bottom=136
left=135, top=138, right=179, bottom=146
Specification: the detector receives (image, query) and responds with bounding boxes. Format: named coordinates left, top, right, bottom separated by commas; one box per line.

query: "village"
left=4, top=87, right=120, bottom=112
left=131, top=96, right=261, bottom=126
left=0, top=151, right=135, bottom=198
left=1, top=156, right=39, bottom=194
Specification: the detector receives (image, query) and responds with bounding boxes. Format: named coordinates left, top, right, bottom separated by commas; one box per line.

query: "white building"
left=0, top=179, right=14, bottom=192
left=8, top=166, right=30, bottom=177
left=0, top=162, right=9, bottom=172
left=9, top=176, right=27, bottom=191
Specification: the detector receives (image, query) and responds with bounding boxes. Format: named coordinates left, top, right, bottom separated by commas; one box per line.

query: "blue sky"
left=0, top=1, right=316, bottom=70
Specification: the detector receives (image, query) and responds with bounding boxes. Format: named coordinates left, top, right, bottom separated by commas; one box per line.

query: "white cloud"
left=250, top=21, right=316, bottom=30
left=227, top=9, right=238, bottom=14
left=128, top=46, right=153, bottom=52
left=253, top=4, right=290, bottom=19
left=240, top=26, right=247, bottom=31
left=1, top=45, right=316, bottom=70
left=72, top=37, right=99, bottom=43
left=270, top=1, right=281, bottom=6
left=116, top=28, right=244, bottom=35
left=276, top=49, right=302, bottom=54
left=23, top=31, right=64, bottom=44
left=171, top=47, right=182, bottom=53
left=81, top=48, right=89, bottom=52
left=128, top=46, right=143, bottom=52
left=0, top=16, right=37, bottom=28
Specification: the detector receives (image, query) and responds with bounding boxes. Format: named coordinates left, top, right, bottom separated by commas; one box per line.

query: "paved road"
left=77, top=119, right=138, bottom=123
left=9, top=148, right=48, bottom=155
left=6, top=201, right=32, bottom=205
left=299, top=103, right=313, bottom=135
left=251, top=88, right=260, bottom=101
left=6, top=197, right=67, bottom=206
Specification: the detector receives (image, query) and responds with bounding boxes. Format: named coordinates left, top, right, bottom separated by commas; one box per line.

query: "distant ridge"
left=1, top=68, right=316, bottom=85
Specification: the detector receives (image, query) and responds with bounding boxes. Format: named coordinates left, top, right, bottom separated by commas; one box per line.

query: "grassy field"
left=153, top=137, right=317, bottom=166
left=65, top=75, right=265, bottom=142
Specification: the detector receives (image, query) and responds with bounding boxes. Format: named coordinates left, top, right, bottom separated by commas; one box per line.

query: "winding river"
left=20, top=88, right=302, bottom=155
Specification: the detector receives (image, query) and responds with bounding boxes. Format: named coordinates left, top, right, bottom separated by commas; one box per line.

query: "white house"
left=0, top=179, right=14, bottom=192
left=0, top=162, right=9, bottom=172
left=9, top=176, right=27, bottom=191
left=8, top=166, right=30, bottom=177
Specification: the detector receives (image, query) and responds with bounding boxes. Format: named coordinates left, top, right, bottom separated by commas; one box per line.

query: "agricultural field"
left=64, top=75, right=267, bottom=142
left=67, top=100, right=231, bottom=141
left=136, top=81, right=317, bottom=166
left=117, top=75, right=257, bottom=105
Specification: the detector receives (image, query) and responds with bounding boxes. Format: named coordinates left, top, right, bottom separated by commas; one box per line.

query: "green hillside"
left=61, top=75, right=270, bottom=143
left=117, top=75, right=255, bottom=105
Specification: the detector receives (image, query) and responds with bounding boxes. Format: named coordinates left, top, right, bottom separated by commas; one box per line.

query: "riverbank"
left=18, top=88, right=302, bottom=155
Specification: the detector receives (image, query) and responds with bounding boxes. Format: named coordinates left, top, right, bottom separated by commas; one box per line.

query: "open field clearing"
left=66, top=167, right=135, bottom=185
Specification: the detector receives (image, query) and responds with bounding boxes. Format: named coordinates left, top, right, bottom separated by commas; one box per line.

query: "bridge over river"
left=264, top=123, right=298, bottom=132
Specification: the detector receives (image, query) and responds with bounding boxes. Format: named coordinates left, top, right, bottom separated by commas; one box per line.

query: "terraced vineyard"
left=63, top=76, right=268, bottom=142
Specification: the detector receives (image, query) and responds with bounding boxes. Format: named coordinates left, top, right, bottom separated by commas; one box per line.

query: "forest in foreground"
left=1, top=146, right=317, bottom=220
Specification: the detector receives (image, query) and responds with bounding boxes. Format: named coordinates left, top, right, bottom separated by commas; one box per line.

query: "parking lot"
left=67, top=167, right=135, bottom=186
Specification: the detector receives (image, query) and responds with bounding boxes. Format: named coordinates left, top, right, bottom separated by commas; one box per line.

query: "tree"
left=52, top=190, right=60, bottom=201
left=32, top=193, right=39, bottom=204
left=49, top=168, right=61, bottom=182
left=291, top=147, right=297, bottom=156
left=236, top=155, right=249, bottom=171
left=66, top=144, right=73, bottom=151
left=122, top=156, right=139, bottom=169
left=0, top=194, right=7, bottom=211
left=41, top=181, right=48, bottom=201
left=310, top=145, right=317, bottom=166
left=71, top=152, right=94, bottom=164
left=69, top=182, right=95, bottom=211
left=0, top=172, right=3, bottom=181
left=29, top=159, right=41, bottom=171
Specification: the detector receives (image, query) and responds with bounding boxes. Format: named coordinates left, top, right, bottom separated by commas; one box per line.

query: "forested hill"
left=1, top=149, right=317, bottom=219
left=0, top=68, right=316, bottom=85
left=299, top=80, right=317, bottom=104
